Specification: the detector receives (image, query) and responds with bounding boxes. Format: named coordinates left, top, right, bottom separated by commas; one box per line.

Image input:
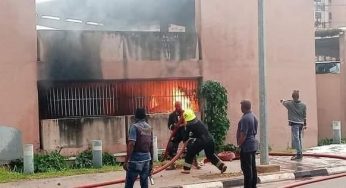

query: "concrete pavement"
left=2, top=145, right=346, bottom=188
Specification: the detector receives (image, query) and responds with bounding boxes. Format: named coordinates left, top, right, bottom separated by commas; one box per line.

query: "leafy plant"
left=73, top=149, right=119, bottom=168
left=34, top=151, right=67, bottom=173
left=73, top=150, right=93, bottom=169
left=200, top=80, right=230, bottom=151
left=318, top=138, right=346, bottom=146
left=102, top=152, right=118, bottom=166
left=9, top=151, right=67, bottom=173
left=9, top=159, right=24, bottom=173
left=221, top=144, right=239, bottom=153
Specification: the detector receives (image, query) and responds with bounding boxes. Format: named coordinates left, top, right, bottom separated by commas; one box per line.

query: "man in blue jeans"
left=281, top=90, right=307, bottom=160
left=124, top=108, right=153, bottom=188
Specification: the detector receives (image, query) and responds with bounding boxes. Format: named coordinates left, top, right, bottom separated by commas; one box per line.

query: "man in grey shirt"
left=281, top=90, right=307, bottom=160
left=237, top=100, right=258, bottom=188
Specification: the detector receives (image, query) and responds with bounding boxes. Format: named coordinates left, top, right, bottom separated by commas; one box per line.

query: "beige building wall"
left=316, top=74, right=343, bottom=139
left=0, top=1, right=39, bottom=148
left=200, top=0, right=318, bottom=150
left=317, top=33, right=346, bottom=140
left=330, top=0, right=346, bottom=28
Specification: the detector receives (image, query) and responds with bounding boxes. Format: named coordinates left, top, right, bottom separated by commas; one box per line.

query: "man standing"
left=281, top=90, right=307, bottom=160
left=124, top=108, right=153, bottom=188
left=182, top=109, right=227, bottom=174
left=237, top=100, right=258, bottom=188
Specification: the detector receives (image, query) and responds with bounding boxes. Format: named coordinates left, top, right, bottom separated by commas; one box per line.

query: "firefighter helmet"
left=183, top=109, right=196, bottom=122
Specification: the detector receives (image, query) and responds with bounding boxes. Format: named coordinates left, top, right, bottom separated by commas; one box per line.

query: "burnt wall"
left=38, top=30, right=200, bottom=81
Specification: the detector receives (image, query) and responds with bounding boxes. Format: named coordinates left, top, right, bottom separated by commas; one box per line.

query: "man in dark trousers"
left=237, top=100, right=258, bottom=188
left=124, top=108, right=153, bottom=188
left=281, top=90, right=307, bottom=160
left=181, top=109, right=227, bottom=174
left=166, top=101, right=201, bottom=170
left=166, top=101, right=185, bottom=170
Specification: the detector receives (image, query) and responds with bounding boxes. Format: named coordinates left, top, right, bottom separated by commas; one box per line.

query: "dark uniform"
left=183, top=119, right=225, bottom=171
left=167, top=111, right=185, bottom=158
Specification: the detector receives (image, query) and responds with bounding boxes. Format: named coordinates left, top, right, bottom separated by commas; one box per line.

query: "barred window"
left=38, top=78, right=200, bottom=119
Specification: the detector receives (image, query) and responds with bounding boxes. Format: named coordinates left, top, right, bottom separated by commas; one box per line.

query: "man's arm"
left=303, top=105, right=307, bottom=127
left=280, top=99, right=291, bottom=108
left=238, top=132, right=246, bottom=146
left=126, top=141, right=135, bottom=163
left=149, top=131, right=154, bottom=174
left=237, top=119, right=248, bottom=146
left=124, top=125, right=137, bottom=170
left=168, top=113, right=176, bottom=130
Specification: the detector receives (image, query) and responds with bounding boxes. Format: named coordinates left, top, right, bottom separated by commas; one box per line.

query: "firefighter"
left=166, top=102, right=201, bottom=170
left=181, top=109, right=227, bottom=174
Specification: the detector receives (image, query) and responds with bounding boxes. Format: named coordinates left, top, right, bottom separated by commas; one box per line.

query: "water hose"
left=282, top=172, right=346, bottom=188
left=75, top=142, right=187, bottom=188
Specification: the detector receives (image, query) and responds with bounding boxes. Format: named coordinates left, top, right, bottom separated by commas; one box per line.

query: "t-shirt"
left=237, top=112, right=258, bottom=152
left=128, top=120, right=152, bottom=162
left=282, top=100, right=306, bottom=125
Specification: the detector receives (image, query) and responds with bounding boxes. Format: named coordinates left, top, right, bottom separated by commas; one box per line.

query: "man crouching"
left=181, top=109, right=227, bottom=174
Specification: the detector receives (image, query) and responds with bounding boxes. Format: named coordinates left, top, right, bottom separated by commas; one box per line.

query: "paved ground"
left=2, top=145, right=346, bottom=188
left=301, top=176, right=346, bottom=188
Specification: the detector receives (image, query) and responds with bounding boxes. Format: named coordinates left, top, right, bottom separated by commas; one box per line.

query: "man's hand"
left=123, top=162, right=128, bottom=171
left=303, top=125, right=307, bottom=130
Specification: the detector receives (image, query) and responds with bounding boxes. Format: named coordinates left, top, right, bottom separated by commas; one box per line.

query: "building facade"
left=0, top=0, right=318, bottom=154
left=315, top=0, right=346, bottom=29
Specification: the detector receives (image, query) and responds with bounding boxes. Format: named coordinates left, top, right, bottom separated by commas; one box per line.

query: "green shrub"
left=73, top=150, right=93, bottom=169
left=73, top=150, right=119, bottom=168
left=200, top=81, right=230, bottom=151
left=221, top=144, right=239, bottom=152
left=9, top=151, right=67, bottom=173
left=34, top=151, right=67, bottom=173
left=9, top=159, right=24, bottom=173
left=102, top=152, right=118, bottom=166
left=318, top=138, right=346, bottom=146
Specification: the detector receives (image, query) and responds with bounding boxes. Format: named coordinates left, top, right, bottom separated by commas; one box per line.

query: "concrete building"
left=314, top=0, right=346, bottom=29
left=330, top=0, right=346, bottom=28
left=0, top=0, right=318, bottom=155
left=315, top=29, right=346, bottom=140
left=314, top=0, right=331, bottom=29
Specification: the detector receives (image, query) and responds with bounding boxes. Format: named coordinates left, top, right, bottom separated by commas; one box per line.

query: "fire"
left=172, top=88, right=191, bottom=110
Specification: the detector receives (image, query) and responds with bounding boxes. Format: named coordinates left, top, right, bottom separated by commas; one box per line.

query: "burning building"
left=0, top=0, right=318, bottom=154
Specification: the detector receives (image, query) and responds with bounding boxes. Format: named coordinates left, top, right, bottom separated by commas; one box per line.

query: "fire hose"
left=76, top=151, right=346, bottom=188
left=272, top=153, right=346, bottom=188
left=75, top=142, right=187, bottom=188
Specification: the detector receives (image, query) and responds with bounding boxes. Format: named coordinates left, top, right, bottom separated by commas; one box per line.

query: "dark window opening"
left=316, top=61, right=340, bottom=74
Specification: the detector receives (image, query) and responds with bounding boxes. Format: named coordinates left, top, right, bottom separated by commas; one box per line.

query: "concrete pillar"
left=153, top=136, right=158, bottom=162
left=23, top=144, right=34, bottom=173
left=92, top=140, right=102, bottom=168
left=332, top=121, right=341, bottom=144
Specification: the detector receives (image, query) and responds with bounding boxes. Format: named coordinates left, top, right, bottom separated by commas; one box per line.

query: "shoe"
left=219, top=163, right=227, bottom=173
left=193, top=159, right=202, bottom=169
left=291, top=154, right=303, bottom=161
left=181, top=169, right=191, bottom=174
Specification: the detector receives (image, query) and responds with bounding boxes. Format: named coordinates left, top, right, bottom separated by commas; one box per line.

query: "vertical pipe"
left=258, top=0, right=269, bottom=165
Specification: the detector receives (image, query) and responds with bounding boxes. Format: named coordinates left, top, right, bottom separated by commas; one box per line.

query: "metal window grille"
left=38, top=78, right=200, bottom=119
